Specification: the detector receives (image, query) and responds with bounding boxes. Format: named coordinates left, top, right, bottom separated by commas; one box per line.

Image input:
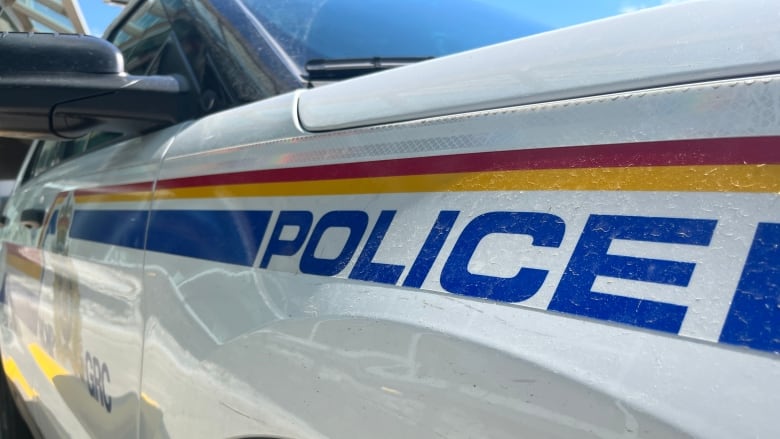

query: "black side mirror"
left=0, top=32, right=195, bottom=139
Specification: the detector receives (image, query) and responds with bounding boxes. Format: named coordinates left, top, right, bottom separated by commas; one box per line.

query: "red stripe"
left=155, top=137, right=780, bottom=190
left=74, top=182, right=154, bottom=197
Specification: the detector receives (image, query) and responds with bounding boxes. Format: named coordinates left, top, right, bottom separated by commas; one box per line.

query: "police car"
left=0, top=0, right=778, bottom=437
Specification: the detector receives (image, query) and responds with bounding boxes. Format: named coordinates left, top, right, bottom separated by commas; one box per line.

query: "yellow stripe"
left=6, top=253, right=42, bottom=280
left=155, top=164, right=780, bottom=199
left=141, top=392, right=160, bottom=409
left=75, top=192, right=152, bottom=204
left=28, top=343, right=69, bottom=381
left=2, top=357, right=37, bottom=399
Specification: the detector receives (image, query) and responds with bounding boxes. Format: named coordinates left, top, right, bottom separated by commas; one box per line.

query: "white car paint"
left=0, top=0, right=778, bottom=438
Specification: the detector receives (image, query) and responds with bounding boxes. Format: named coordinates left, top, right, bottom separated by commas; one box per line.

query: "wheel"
left=0, top=360, right=33, bottom=438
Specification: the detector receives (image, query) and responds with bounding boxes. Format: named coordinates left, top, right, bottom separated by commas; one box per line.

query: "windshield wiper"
left=304, top=57, right=433, bottom=81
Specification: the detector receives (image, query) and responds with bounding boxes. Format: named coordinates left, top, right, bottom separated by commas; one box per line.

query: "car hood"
left=297, top=0, right=780, bottom=131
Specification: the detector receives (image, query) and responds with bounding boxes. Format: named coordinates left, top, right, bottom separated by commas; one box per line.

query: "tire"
left=0, top=361, right=33, bottom=438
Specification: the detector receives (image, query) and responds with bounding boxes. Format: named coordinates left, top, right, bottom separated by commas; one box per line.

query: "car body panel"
left=1, top=125, right=184, bottom=437
left=129, top=68, right=779, bottom=436
left=0, top=0, right=778, bottom=438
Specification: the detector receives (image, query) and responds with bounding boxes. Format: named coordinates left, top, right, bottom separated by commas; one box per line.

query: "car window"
left=27, top=140, right=63, bottom=180
left=163, top=0, right=272, bottom=108
left=240, top=0, right=548, bottom=71
left=23, top=130, right=125, bottom=182
left=0, top=179, right=14, bottom=212
left=114, top=0, right=172, bottom=75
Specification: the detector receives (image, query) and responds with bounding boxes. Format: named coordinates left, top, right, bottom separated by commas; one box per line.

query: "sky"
left=80, top=0, right=687, bottom=37
left=79, top=0, right=124, bottom=36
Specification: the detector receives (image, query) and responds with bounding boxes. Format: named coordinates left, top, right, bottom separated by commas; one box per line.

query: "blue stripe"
left=71, top=210, right=149, bottom=249
left=147, top=210, right=272, bottom=266
left=0, top=273, right=6, bottom=304
left=47, top=210, right=58, bottom=235
left=70, top=209, right=272, bottom=266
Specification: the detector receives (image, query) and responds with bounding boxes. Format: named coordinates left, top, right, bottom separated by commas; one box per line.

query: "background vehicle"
left=0, top=0, right=778, bottom=437
left=0, top=142, right=28, bottom=224
left=0, top=180, right=12, bottom=214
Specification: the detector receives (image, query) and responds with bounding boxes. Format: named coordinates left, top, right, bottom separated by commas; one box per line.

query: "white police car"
left=0, top=0, right=778, bottom=437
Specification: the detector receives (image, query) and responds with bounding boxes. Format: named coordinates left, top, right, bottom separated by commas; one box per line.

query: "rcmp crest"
left=50, top=192, right=84, bottom=379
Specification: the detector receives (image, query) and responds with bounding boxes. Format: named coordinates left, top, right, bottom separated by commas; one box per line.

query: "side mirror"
left=0, top=32, right=194, bottom=140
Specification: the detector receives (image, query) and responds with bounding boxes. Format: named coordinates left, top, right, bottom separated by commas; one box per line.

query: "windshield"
left=239, top=0, right=548, bottom=72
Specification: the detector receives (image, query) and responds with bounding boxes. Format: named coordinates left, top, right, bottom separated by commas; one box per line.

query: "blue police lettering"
left=548, top=215, right=717, bottom=333
left=719, top=222, right=780, bottom=352
left=403, top=211, right=460, bottom=288
left=84, top=350, right=112, bottom=413
left=253, top=208, right=780, bottom=355
left=350, top=211, right=405, bottom=284
left=260, top=211, right=313, bottom=268
left=301, top=211, right=368, bottom=276
left=440, top=212, right=565, bottom=302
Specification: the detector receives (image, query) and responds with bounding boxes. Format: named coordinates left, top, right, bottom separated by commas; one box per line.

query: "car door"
left=0, top=1, right=200, bottom=436
left=0, top=132, right=175, bottom=438
left=19, top=128, right=179, bottom=437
